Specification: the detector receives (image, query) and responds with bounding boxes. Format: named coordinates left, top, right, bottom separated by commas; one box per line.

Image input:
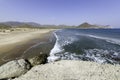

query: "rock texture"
left=0, top=59, right=30, bottom=79
left=13, top=60, right=120, bottom=80
left=28, top=53, right=47, bottom=66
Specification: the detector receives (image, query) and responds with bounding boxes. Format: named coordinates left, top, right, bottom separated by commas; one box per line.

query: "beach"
left=0, top=29, right=120, bottom=80
left=0, top=28, right=55, bottom=65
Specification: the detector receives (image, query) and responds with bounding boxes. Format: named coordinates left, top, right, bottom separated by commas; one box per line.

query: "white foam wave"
left=75, top=33, right=120, bottom=45
left=47, top=32, right=64, bottom=62
left=87, top=35, right=120, bottom=45
left=47, top=30, right=120, bottom=64
left=47, top=31, right=79, bottom=62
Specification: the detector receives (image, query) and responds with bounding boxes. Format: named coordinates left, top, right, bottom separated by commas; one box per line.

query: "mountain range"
left=0, top=21, right=111, bottom=29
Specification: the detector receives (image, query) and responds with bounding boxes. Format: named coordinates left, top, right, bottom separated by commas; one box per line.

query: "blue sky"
left=0, top=0, right=120, bottom=27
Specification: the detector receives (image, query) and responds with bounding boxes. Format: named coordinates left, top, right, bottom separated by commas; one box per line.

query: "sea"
left=47, top=29, right=120, bottom=64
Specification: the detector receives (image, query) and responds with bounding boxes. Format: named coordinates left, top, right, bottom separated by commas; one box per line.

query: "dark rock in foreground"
left=28, top=53, right=48, bottom=66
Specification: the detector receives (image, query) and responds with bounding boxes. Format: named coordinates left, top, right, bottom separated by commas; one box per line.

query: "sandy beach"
left=0, top=28, right=56, bottom=65
left=0, top=28, right=55, bottom=46
left=0, top=28, right=120, bottom=80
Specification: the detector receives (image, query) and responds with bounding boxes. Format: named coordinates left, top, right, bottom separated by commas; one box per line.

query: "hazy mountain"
left=0, top=21, right=73, bottom=28
left=0, top=21, right=110, bottom=29
left=0, top=21, right=26, bottom=27
left=0, top=23, right=12, bottom=29
left=25, top=22, right=41, bottom=27
left=77, top=22, right=110, bottom=29
left=1, top=21, right=42, bottom=27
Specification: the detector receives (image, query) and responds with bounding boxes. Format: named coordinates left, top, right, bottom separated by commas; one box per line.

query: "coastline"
left=0, top=29, right=120, bottom=80
left=0, top=29, right=56, bottom=65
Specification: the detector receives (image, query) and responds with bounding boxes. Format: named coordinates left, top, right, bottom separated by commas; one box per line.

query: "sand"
left=0, top=28, right=56, bottom=65
left=0, top=29, right=54, bottom=46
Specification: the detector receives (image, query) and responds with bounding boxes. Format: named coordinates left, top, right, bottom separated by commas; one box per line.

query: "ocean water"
left=48, top=29, right=120, bottom=64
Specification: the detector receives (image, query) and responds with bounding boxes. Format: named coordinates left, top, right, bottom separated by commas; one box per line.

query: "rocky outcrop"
left=0, top=59, right=30, bottom=79
left=13, top=60, right=120, bottom=80
left=28, top=53, right=47, bottom=66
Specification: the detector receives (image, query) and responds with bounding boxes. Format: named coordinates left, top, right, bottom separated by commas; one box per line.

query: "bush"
left=0, top=24, right=12, bottom=29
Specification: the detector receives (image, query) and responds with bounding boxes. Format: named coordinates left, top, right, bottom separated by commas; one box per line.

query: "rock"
left=0, top=59, right=30, bottom=79
left=28, top=53, right=47, bottom=66
left=3, top=30, right=11, bottom=33
left=13, top=60, right=120, bottom=80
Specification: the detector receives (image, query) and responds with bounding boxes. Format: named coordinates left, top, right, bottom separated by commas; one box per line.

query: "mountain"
left=0, top=23, right=12, bottom=29
left=0, top=21, right=110, bottom=29
left=0, top=21, right=73, bottom=28
left=77, top=22, right=110, bottom=29
left=25, top=22, right=41, bottom=27
left=1, top=21, right=26, bottom=27
left=0, top=21, right=42, bottom=27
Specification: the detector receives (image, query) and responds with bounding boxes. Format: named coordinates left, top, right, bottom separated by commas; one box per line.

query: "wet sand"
left=0, top=29, right=56, bottom=65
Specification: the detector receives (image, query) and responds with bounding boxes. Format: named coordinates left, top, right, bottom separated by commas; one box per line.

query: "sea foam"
left=47, top=29, right=120, bottom=64
left=47, top=30, right=79, bottom=62
left=87, top=34, right=120, bottom=45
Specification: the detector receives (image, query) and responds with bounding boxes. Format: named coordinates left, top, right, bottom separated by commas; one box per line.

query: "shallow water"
left=48, top=29, right=120, bottom=64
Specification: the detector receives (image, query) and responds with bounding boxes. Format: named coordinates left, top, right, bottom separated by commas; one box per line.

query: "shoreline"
left=0, top=29, right=56, bottom=65
left=0, top=28, right=120, bottom=80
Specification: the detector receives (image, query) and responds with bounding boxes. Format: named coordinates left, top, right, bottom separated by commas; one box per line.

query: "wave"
left=47, top=29, right=120, bottom=64
left=87, top=35, right=120, bottom=45
left=84, top=49, right=120, bottom=64
left=47, top=32, right=64, bottom=62
left=47, top=30, right=79, bottom=62
left=48, top=48, right=120, bottom=64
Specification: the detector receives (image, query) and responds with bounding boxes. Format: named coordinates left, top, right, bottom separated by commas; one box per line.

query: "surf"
left=47, top=29, right=120, bottom=64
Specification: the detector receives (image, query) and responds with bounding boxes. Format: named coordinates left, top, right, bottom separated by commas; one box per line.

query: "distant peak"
left=78, top=22, right=110, bottom=29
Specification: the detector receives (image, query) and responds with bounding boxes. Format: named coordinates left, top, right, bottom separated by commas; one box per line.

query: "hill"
left=77, top=22, right=110, bottom=29
left=0, top=23, right=12, bottom=29
left=0, top=21, right=110, bottom=29
left=0, top=21, right=41, bottom=27
left=0, top=21, right=74, bottom=29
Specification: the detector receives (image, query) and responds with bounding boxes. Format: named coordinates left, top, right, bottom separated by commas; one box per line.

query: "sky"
left=0, top=0, right=120, bottom=28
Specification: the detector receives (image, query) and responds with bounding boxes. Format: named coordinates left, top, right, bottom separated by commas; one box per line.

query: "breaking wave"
left=47, top=29, right=120, bottom=64
left=87, top=35, right=120, bottom=46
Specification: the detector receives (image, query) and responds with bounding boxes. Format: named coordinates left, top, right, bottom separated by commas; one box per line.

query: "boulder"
left=28, top=53, right=47, bottom=66
left=13, top=60, right=120, bottom=80
left=0, top=59, right=30, bottom=79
